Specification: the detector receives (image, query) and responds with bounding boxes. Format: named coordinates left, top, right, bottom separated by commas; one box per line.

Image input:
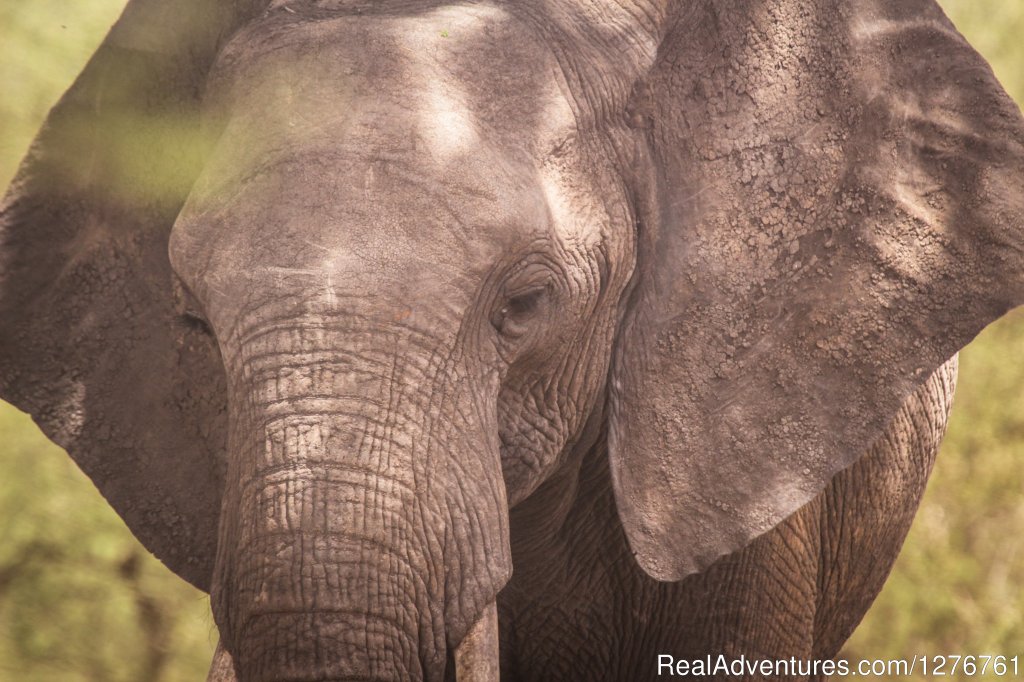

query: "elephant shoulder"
left=810, top=356, right=957, bottom=657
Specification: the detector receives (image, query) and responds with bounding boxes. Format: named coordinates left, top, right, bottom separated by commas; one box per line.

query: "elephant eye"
left=491, top=287, right=548, bottom=338
left=172, top=276, right=214, bottom=336
left=181, top=309, right=214, bottom=336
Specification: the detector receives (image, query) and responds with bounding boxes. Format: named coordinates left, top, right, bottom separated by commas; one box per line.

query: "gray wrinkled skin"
left=1, top=0, right=1022, bottom=680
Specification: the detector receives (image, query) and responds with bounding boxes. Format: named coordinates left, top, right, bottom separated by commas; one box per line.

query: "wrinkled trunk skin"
left=208, top=313, right=510, bottom=682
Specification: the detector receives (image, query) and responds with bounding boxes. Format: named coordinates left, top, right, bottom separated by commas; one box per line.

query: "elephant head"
left=2, top=0, right=1023, bottom=680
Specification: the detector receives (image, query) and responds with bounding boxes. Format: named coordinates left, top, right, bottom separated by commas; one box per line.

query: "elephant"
left=2, top=0, right=1023, bottom=679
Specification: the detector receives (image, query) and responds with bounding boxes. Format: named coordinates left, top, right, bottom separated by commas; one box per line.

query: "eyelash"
left=491, top=286, right=549, bottom=337
left=182, top=310, right=214, bottom=336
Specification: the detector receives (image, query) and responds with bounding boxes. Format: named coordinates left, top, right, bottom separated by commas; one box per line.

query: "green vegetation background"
left=0, top=2, right=1022, bottom=680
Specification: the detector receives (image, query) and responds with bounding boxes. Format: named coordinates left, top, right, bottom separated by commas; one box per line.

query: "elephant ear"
left=0, top=0, right=263, bottom=589
left=610, top=0, right=1024, bottom=581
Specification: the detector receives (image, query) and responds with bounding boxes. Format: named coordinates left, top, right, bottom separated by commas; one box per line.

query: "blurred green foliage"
left=0, top=408, right=216, bottom=681
left=1, top=2, right=121, bottom=187
left=0, top=2, right=216, bottom=681
left=0, top=1, right=1023, bottom=681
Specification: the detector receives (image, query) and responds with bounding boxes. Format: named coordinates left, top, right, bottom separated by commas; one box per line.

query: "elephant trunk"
left=222, top=464, right=439, bottom=680
left=205, top=611, right=500, bottom=682
left=209, top=319, right=511, bottom=682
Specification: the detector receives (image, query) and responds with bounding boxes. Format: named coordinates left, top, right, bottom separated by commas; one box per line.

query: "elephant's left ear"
left=609, top=0, right=1024, bottom=581
left=0, top=0, right=265, bottom=590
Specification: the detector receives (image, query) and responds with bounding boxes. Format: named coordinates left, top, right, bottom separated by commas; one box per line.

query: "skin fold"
left=1, top=0, right=1023, bottom=680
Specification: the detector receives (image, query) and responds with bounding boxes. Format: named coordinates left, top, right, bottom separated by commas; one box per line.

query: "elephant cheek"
left=207, top=330, right=511, bottom=682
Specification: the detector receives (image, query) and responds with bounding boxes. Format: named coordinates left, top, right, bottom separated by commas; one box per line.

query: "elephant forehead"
left=206, top=2, right=574, bottom=156
left=169, top=143, right=555, bottom=313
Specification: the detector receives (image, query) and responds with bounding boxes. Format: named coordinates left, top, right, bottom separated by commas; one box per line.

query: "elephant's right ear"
left=0, top=0, right=265, bottom=590
left=609, top=0, right=1024, bottom=581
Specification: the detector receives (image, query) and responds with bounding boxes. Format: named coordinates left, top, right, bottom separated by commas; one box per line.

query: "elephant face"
left=172, top=5, right=638, bottom=505
left=165, top=7, right=638, bottom=676
left=3, top=0, right=1024, bottom=680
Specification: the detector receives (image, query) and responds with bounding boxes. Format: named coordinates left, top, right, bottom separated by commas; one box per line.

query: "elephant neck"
left=507, top=423, right=630, bottom=569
